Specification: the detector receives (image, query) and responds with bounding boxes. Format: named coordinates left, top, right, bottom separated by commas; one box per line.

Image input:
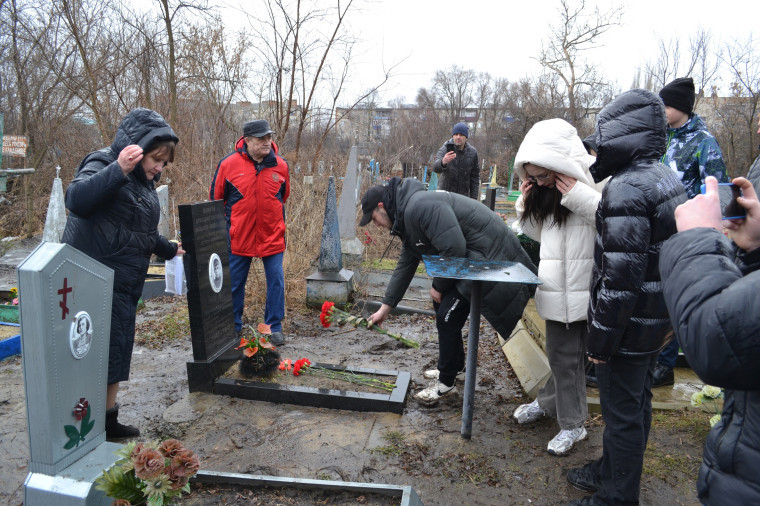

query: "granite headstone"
left=179, top=200, right=239, bottom=392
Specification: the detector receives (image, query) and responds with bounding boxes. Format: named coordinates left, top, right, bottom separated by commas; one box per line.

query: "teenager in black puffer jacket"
left=62, top=108, right=181, bottom=439
left=566, top=89, right=687, bottom=506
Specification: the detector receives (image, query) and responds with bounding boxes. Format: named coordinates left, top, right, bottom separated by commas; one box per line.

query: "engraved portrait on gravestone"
left=69, top=311, right=93, bottom=359
left=209, top=253, right=223, bottom=293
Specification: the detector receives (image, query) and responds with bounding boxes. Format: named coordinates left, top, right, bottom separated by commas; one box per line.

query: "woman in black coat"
left=62, top=108, right=182, bottom=439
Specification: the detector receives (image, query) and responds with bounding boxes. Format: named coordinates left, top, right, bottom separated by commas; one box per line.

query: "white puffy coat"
left=514, top=119, right=602, bottom=324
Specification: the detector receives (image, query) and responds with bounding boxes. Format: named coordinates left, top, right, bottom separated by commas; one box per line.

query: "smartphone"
left=700, top=182, right=745, bottom=220
left=446, top=142, right=456, bottom=153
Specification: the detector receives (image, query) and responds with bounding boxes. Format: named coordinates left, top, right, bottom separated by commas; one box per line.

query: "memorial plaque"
left=17, top=242, right=118, bottom=479
left=179, top=200, right=239, bottom=391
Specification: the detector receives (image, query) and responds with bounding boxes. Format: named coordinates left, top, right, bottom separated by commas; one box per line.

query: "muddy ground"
left=0, top=295, right=706, bottom=505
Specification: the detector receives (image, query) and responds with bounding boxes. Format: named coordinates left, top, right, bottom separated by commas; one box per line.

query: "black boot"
left=652, top=363, right=674, bottom=388
left=105, top=404, right=140, bottom=440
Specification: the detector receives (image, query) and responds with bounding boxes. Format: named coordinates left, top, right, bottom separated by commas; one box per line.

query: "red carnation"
left=319, top=301, right=335, bottom=328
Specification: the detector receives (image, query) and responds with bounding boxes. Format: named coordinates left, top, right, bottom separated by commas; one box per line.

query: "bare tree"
left=432, top=65, right=476, bottom=123
left=710, top=36, right=760, bottom=176
left=154, top=0, right=211, bottom=127
left=243, top=0, right=396, bottom=165
left=645, top=28, right=721, bottom=108
left=537, top=0, right=621, bottom=126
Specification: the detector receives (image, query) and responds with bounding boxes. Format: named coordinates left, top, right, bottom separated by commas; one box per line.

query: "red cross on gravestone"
left=58, top=277, right=72, bottom=320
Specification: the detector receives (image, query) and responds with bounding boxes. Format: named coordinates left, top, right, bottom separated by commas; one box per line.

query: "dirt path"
left=0, top=297, right=704, bottom=505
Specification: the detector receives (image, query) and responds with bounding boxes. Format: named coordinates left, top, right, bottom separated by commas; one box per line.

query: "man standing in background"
left=210, top=119, right=290, bottom=345
left=433, top=122, right=480, bottom=199
left=653, top=76, right=728, bottom=387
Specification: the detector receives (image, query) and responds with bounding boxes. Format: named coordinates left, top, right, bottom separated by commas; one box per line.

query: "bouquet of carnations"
left=280, top=357, right=397, bottom=392
left=319, top=301, right=419, bottom=348
left=235, top=323, right=280, bottom=377
left=95, top=439, right=200, bottom=505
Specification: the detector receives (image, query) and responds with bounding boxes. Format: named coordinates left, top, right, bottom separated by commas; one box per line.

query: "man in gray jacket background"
left=433, top=122, right=480, bottom=199
left=359, top=177, right=535, bottom=403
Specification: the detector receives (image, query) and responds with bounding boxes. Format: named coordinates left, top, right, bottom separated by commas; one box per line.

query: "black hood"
left=590, top=89, right=667, bottom=183
left=388, top=177, right=424, bottom=237
left=110, top=108, right=179, bottom=183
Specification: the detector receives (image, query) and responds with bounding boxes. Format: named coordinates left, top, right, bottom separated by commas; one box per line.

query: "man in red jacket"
left=210, top=119, right=290, bottom=344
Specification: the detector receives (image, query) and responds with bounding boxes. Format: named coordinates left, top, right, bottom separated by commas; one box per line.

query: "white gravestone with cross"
left=18, top=242, right=122, bottom=505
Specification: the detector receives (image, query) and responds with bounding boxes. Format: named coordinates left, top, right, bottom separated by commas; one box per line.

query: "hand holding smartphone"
left=700, top=182, right=745, bottom=220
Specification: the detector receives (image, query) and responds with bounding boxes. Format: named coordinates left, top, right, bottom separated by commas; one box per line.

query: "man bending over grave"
left=63, top=108, right=183, bottom=439
left=360, top=177, right=536, bottom=403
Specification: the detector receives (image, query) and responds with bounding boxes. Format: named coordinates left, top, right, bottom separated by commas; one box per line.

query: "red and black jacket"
left=209, top=138, right=290, bottom=257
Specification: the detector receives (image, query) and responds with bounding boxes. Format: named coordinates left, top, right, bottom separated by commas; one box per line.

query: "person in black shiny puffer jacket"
left=566, top=89, right=687, bottom=506
left=62, top=108, right=181, bottom=439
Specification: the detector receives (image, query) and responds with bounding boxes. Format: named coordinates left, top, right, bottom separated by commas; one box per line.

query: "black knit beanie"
left=659, top=77, right=695, bottom=115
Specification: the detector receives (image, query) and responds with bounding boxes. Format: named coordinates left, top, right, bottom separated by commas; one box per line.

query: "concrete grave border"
left=213, top=363, right=410, bottom=414
left=191, top=469, right=424, bottom=505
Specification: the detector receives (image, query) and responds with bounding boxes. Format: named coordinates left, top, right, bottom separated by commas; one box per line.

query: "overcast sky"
left=212, top=0, right=756, bottom=106
left=339, top=0, right=757, bottom=105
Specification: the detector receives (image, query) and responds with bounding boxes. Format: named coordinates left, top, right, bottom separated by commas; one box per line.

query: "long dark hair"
left=520, top=184, right=570, bottom=229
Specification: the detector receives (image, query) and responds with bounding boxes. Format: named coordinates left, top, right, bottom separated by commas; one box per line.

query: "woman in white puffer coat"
left=510, top=118, right=602, bottom=456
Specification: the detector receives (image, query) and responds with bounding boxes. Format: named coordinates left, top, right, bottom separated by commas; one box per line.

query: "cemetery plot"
left=217, top=361, right=410, bottom=414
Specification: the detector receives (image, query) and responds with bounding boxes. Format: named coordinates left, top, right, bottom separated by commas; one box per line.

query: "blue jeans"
left=656, top=338, right=679, bottom=368
left=229, top=252, right=285, bottom=333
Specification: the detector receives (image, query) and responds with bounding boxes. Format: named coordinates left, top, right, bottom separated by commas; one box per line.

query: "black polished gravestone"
left=179, top=200, right=240, bottom=392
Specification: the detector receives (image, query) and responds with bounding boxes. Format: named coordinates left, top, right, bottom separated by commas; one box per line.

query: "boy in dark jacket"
left=566, top=89, right=687, bottom=505
left=653, top=76, right=729, bottom=387
left=659, top=175, right=760, bottom=505
left=359, top=177, right=535, bottom=403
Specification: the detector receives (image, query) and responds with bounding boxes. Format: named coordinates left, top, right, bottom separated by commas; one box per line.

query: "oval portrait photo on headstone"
left=69, top=311, right=93, bottom=360
left=209, top=253, right=223, bottom=293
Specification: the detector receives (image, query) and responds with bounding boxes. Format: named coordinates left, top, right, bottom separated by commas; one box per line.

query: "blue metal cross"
left=422, top=255, right=542, bottom=439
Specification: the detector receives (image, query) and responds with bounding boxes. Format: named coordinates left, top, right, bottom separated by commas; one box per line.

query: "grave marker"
left=42, top=166, right=66, bottom=243
left=336, top=146, right=364, bottom=265
left=156, top=185, right=170, bottom=238
left=306, top=176, right=354, bottom=306
left=18, top=242, right=121, bottom=504
left=179, top=200, right=240, bottom=392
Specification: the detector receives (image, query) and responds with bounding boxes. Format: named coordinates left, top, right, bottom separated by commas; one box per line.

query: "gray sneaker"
left=511, top=399, right=546, bottom=424
left=547, top=427, right=587, bottom=456
left=269, top=331, right=285, bottom=346
left=423, top=367, right=466, bottom=382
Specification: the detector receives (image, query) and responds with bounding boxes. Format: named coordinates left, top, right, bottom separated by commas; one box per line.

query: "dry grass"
left=1, top=147, right=386, bottom=326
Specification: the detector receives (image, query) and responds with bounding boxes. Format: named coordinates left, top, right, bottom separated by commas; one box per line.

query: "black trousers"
left=592, top=353, right=658, bottom=505
left=433, top=287, right=470, bottom=387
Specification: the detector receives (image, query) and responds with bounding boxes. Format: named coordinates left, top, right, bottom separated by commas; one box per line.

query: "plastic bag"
left=165, top=255, right=187, bottom=296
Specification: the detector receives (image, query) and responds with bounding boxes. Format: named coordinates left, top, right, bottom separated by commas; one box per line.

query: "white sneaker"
left=423, top=367, right=466, bottom=381
left=547, top=427, right=587, bottom=456
left=415, top=381, right=456, bottom=403
left=511, top=399, right=546, bottom=424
